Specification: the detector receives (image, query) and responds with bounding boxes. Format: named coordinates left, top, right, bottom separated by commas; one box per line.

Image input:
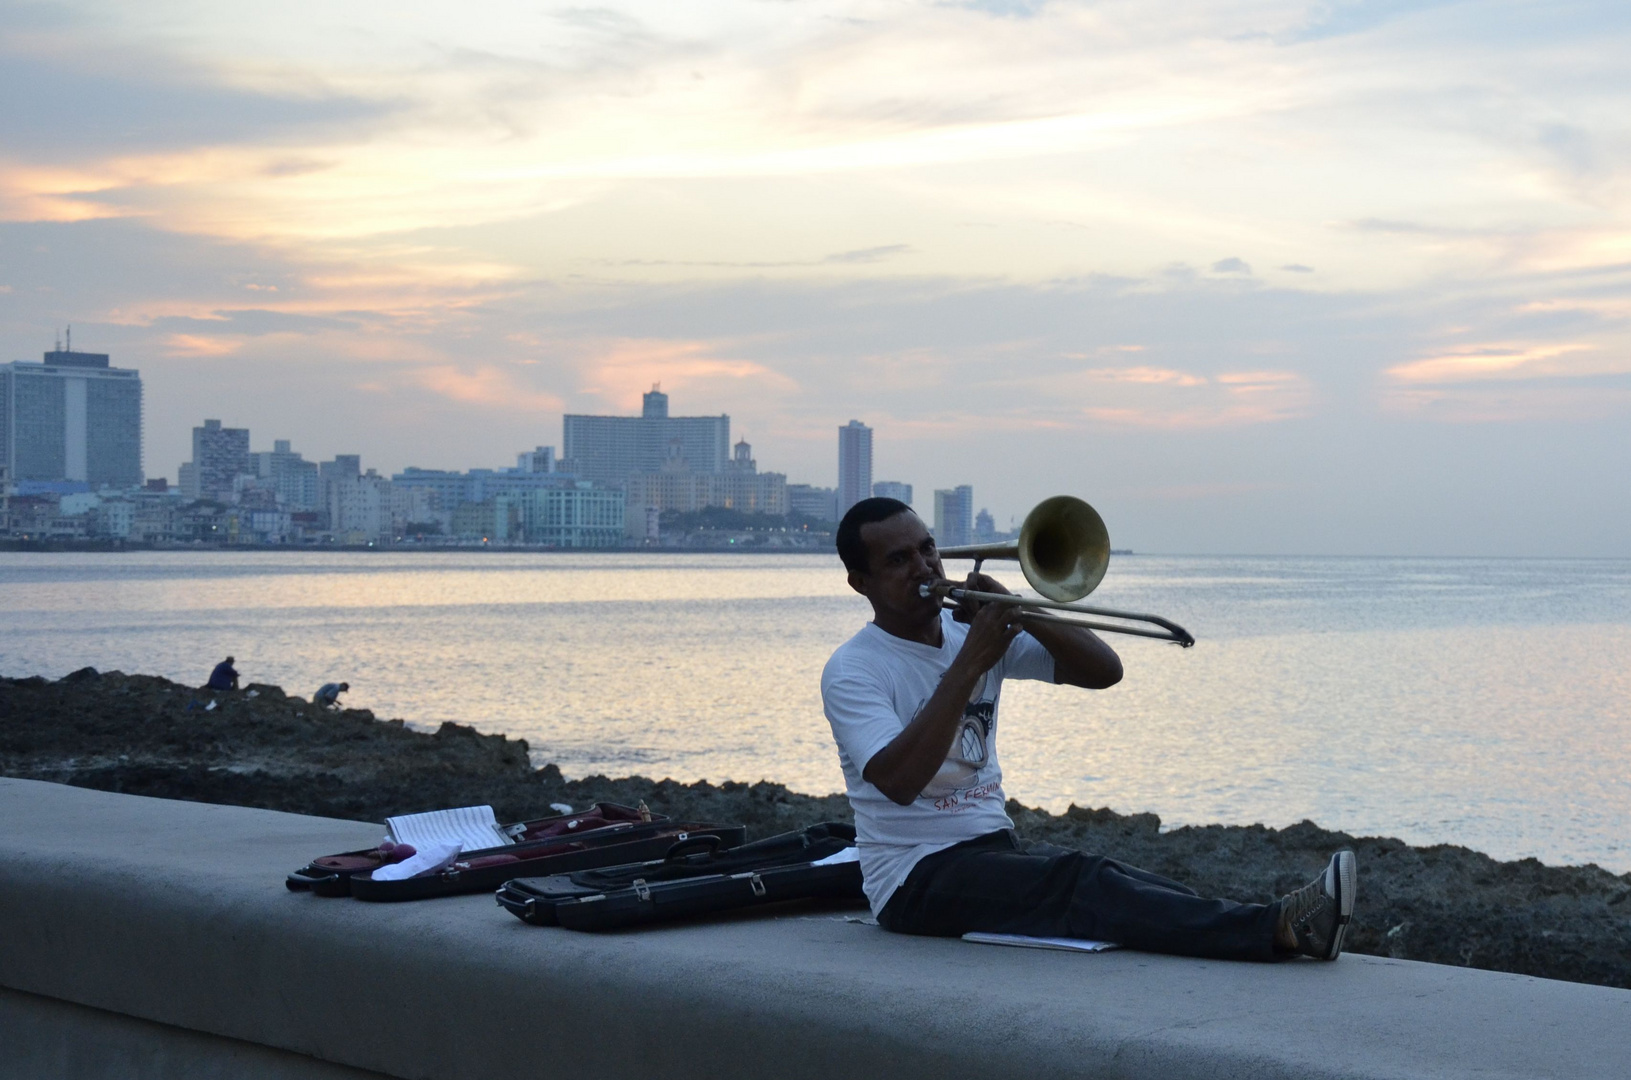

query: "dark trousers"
left=878, top=829, right=1280, bottom=962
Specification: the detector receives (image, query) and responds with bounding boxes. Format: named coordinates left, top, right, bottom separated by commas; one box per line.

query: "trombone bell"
left=932, top=494, right=1192, bottom=646
left=938, top=495, right=1110, bottom=603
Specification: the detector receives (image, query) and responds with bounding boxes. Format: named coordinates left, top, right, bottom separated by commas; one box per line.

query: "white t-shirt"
left=821, top=610, right=1056, bottom=915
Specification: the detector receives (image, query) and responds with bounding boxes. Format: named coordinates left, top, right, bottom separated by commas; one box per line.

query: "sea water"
left=2, top=551, right=1627, bottom=872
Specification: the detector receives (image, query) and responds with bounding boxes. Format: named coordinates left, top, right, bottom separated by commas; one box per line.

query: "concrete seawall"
left=2, top=777, right=1628, bottom=1080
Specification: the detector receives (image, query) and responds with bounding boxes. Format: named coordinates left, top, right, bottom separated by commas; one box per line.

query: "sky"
left=1, top=0, right=1628, bottom=556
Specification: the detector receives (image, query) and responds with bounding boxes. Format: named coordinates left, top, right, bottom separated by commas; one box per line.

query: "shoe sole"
left=1325, top=850, right=1356, bottom=960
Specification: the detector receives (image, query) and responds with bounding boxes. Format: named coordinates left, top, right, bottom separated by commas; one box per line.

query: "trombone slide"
left=925, top=584, right=1196, bottom=648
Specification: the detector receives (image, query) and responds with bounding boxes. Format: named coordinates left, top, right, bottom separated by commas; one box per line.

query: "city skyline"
left=2, top=3, right=1628, bottom=555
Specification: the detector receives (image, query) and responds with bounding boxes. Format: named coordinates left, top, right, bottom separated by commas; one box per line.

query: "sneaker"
left=1280, top=850, right=1356, bottom=960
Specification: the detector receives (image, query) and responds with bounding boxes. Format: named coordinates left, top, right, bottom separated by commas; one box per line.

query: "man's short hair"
left=837, top=497, right=912, bottom=574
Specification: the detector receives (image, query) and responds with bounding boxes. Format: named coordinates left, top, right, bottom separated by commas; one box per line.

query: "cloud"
left=575, top=338, right=801, bottom=412
left=1082, top=366, right=1207, bottom=387
left=1382, top=384, right=1631, bottom=423
left=1211, top=257, right=1252, bottom=275
left=946, top=0, right=1051, bottom=18
left=1080, top=368, right=1314, bottom=429
left=0, top=38, right=387, bottom=162
left=1284, top=0, right=1466, bottom=44
left=162, top=333, right=241, bottom=357
left=1280, top=264, right=1315, bottom=273
left=1385, top=342, right=1603, bottom=384
left=413, top=365, right=564, bottom=412
left=597, top=245, right=912, bottom=270
left=150, top=309, right=359, bottom=336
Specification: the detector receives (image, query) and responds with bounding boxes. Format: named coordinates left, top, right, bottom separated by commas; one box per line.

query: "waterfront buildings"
left=787, top=484, right=837, bottom=524
left=392, top=452, right=626, bottom=546
left=621, top=438, right=788, bottom=537
left=328, top=470, right=436, bottom=543
left=836, top=420, right=872, bottom=520
left=933, top=485, right=974, bottom=547
left=562, top=388, right=730, bottom=484
left=0, top=353, right=891, bottom=547
left=872, top=481, right=913, bottom=506
left=0, top=346, right=143, bottom=486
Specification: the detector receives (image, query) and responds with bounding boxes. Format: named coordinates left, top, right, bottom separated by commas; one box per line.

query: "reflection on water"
left=2, top=551, right=1628, bottom=871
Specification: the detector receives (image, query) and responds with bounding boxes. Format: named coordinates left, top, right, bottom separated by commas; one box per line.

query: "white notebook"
left=386, top=805, right=512, bottom=851
left=962, top=932, right=1120, bottom=953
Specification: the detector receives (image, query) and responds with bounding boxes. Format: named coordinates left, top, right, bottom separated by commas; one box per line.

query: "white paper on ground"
left=961, top=932, right=1120, bottom=953
left=812, top=847, right=860, bottom=866
left=387, top=805, right=510, bottom=851
left=370, top=841, right=462, bottom=881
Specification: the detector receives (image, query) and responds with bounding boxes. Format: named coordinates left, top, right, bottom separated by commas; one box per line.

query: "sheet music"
left=962, top=932, right=1120, bottom=953
left=386, top=805, right=511, bottom=851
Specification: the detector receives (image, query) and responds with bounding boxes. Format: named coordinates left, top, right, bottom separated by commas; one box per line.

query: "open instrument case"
left=287, top=803, right=746, bottom=901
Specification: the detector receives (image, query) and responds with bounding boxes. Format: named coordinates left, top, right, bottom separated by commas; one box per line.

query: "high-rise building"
left=933, top=485, right=974, bottom=547
left=0, top=345, right=142, bottom=486
left=181, top=419, right=250, bottom=502
left=836, top=419, right=873, bottom=520
left=562, top=389, right=729, bottom=484
left=873, top=481, right=913, bottom=506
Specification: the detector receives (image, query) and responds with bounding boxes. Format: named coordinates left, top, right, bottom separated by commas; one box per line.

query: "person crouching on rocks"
left=204, top=656, right=239, bottom=692
left=314, top=682, right=350, bottom=710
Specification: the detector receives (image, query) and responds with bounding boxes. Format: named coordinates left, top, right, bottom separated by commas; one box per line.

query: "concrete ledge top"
left=2, top=777, right=1628, bottom=1080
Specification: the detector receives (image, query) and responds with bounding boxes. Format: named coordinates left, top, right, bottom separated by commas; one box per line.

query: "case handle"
left=663, top=834, right=723, bottom=862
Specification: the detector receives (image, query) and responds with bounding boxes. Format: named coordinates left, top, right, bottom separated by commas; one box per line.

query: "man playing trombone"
left=821, top=497, right=1355, bottom=961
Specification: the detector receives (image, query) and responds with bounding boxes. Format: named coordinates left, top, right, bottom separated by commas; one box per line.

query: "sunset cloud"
left=1386, top=343, right=1604, bottom=384
left=413, top=365, right=563, bottom=413
left=1082, top=366, right=1208, bottom=387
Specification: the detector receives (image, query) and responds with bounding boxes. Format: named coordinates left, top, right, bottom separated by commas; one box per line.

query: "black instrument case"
left=496, top=821, right=862, bottom=929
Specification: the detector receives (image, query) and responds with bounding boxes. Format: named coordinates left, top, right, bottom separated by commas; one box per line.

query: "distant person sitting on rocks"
left=822, top=498, right=1356, bottom=962
left=314, top=682, right=350, bottom=709
left=205, top=656, right=239, bottom=692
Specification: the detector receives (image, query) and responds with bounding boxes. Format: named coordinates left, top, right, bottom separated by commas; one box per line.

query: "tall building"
left=562, top=389, right=729, bottom=484
left=873, top=481, right=913, bottom=506
left=182, top=419, right=250, bottom=502
left=0, top=345, right=142, bottom=486
left=933, top=485, right=974, bottom=547
left=836, top=420, right=873, bottom=520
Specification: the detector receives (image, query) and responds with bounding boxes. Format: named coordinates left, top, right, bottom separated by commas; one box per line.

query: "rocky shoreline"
left=4, top=668, right=1629, bottom=989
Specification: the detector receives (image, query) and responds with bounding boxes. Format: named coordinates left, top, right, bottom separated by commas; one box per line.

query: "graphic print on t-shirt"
left=921, top=671, right=997, bottom=800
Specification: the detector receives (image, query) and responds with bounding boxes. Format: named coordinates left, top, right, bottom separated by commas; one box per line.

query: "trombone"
left=923, top=495, right=1196, bottom=647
